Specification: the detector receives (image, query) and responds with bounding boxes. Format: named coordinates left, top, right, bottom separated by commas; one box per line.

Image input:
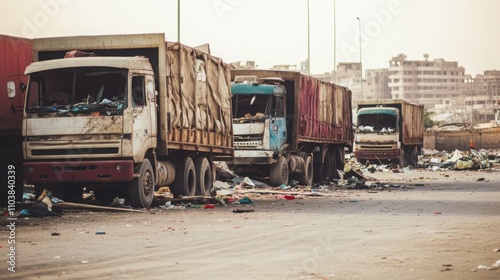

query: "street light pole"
left=357, top=17, right=363, bottom=100
left=177, top=0, right=181, bottom=42
left=307, top=0, right=311, bottom=74
left=333, top=0, right=336, bottom=82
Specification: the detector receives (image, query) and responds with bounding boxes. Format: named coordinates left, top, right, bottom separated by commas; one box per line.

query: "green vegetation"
left=424, top=111, right=435, bottom=128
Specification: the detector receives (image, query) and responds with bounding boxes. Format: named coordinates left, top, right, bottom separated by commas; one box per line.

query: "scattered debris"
left=59, top=202, right=146, bottom=213
left=232, top=209, right=255, bottom=213
left=29, top=189, right=63, bottom=217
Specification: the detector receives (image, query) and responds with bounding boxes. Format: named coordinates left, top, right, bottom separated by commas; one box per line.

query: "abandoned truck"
left=354, top=99, right=424, bottom=167
left=15, top=33, right=233, bottom=208
left=229, top=70, right=353, bottom=186
left=1, top=34, right=32, bottom=206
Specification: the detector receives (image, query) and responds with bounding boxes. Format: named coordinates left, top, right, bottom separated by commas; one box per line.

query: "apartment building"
left=388, top=54, right=467, bottom=109
left=464, top=70, right=500, bottom=123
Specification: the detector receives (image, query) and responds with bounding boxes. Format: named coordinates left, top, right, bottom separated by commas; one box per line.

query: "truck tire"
left=173, top=156, right=196, bottom=197
left=128, top=158, right=155, bottom=208
left=335, top=147, right=345, bottom=176
left=323, top=151, right=334, bottom=181
left=409, top=146, right=418, bottom=167
left=270, top=156, right=289, bottom=186
left=195, top=157, right=213, bottom=196
left=398, top=148, right=405, bottom=168
left=298, top=155, right=313, bottom=186
left=329, top=150, right=339, bottom=180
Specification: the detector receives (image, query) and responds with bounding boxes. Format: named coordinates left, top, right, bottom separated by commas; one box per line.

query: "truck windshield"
left=232, top=94, right=271, bottom=121
left=26, top=67, right=127, bottom=113
left=357, top=113, right=397, bottom=134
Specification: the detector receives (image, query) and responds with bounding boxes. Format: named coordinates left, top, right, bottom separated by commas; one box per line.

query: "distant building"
left=333, top=62, right=364, bottom=101
left=231, top=61, right=256, bottom=69
left=388, top=54, right=467, bottom=109
left=365, top=69, right=391, bottom=100
left=465, top=70, right=500, bottom=124
left=271, top=64, right=298, bottom=71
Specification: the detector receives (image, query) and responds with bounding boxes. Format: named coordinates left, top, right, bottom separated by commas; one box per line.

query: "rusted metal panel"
left=0, top=35, right=32, bottom=133
left=26, top=116, right=123, bottom=136
left=23, top=160, right=134, bottom=184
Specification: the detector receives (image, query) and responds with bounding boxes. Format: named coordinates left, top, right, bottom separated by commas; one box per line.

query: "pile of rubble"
left=420, top=148, right=497, bottom=170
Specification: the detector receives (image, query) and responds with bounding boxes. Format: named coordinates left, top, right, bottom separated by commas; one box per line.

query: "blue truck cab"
left=230, top=76, right=290, bottom=184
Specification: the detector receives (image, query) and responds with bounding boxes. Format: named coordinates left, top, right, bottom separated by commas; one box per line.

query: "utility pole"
left=177, top=0, right=180, bottom=42
left=307, top=0, right=311, bottom=74
left=357, top=17, right=363, bottom=100
left=333, top=0, right=336, bottom=82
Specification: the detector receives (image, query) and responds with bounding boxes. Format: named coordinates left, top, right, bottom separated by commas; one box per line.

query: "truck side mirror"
left=7, top=81, right=16, bottom=99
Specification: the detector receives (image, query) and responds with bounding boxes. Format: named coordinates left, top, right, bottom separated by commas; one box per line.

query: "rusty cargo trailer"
left=230, top=69, right=353, bottom=185
left=18, top=33, right=233, bottom=207
left=354, top=99, right=424, bottom=166
left=1, top=34, right=32, bottom=206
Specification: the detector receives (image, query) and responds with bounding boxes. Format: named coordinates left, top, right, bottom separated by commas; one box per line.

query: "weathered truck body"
left=16, top=33, right=233, bottom=207
left=229, top=69, right=353, bottom=185
left=354, top=99, right=424, bottom=166
left=1, top=34, right=32, bottom=206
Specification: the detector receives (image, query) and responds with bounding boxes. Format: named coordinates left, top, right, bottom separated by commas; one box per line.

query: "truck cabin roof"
left=25, top=56, right=153, bottom=74
left=231, top=83, right=286, bottom=96
left=357, top=107, right=398, bottom=116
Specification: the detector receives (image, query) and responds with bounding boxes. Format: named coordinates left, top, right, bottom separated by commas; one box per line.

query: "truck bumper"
left=354, top=150, right=400, bottom=161
left=23, top=160, right=135, bottom=184
left=231, top=150, right=275, bottom=165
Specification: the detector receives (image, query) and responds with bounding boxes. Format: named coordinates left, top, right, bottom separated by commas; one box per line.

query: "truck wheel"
left=270, top=156, right=289, bottom=186
left=298, top=155, right=313, bottom=186
left=398, top=148, right=406, bottom=168
left=329, top=150, right=339, bottom=180
left=322, top=151, right=333, bottom=181
left=173, top=156, right=196, bottom=197
left=195, top=157, right=213, bottom=196
left=128, top=159, right=155, bottom=208
left=335, top=147, right=345, bottom=175
left=409, top=146, right=418, bottom=167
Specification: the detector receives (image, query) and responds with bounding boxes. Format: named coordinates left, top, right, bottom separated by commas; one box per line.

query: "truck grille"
left=32, top=148, right=119, bottom=156
left=234, top=141, right=262, bottom=147
left=359, top=145, right=394, bottom=149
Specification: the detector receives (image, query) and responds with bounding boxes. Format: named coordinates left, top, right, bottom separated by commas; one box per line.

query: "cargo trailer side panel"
left=165, top=42, right=233, bottom=157
left=0, top=35, right=32, bottom=135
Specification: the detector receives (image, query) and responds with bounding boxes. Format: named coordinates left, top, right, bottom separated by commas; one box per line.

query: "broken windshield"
left=357, top=113, right=397, bottom=134
left=232, top=94, right=271, bottom=121
left=26, top=67, right=127, bottom=114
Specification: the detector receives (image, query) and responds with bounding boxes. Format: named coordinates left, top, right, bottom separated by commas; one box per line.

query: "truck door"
left=269, top=95, right=287, bottom=150
left=130, top=74, right=155, bottom=159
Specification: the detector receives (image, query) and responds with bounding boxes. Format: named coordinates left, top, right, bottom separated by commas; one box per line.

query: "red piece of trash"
left=204, top=204, right=215, bottom=209
left=284, top=195, right=295, bottom=200
left=434, top=212, right=442, bottom=214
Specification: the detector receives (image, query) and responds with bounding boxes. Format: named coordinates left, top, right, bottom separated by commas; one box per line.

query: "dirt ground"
left=1, top=167, right=500, bottom=280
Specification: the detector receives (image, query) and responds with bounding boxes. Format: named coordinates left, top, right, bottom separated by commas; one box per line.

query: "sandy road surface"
left=1, top=168, right=500, bottom=280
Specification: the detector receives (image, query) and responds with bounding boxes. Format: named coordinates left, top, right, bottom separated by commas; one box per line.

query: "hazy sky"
left=2, top=0, right=500, bottom=76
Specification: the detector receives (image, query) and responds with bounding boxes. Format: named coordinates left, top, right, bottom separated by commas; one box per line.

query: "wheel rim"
left=282, top=161, right=289, bottom=183
left=143, top=170, right=154, bottom=196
